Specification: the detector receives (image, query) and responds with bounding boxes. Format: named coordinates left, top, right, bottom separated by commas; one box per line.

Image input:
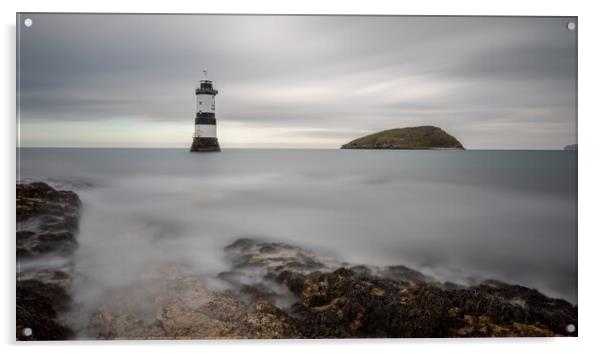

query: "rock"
left=17, top=182, right=81, bottom=221
left=341, top=126, right=465, bottom=150
left=564, top=144, right=577, bottom=151
left=17, top=182, right=81, bottom=258
left=19, top=268, right=73, bottom=291
left=79, top=238, right=578, bottom=339
left=87, top=264, right=300, bottom=339
left=280, top=267, right=576, bottom=338
left=16, top=280, right=74, bottom=340
left=221, top=238, right=576, bottom=338
left=16, top=182, right=82, bottom=340
left=224, top=238, right=332, bottom=273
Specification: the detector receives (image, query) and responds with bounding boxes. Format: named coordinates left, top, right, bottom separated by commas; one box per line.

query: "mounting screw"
left=566, top=324, right=576, bottom=333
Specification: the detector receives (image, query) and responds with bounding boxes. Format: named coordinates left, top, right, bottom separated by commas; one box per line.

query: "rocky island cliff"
left=341, top=126, right=464, bottom=150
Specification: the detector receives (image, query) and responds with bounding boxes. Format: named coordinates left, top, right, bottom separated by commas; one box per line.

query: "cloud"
left=18, top=15, right=577, bottom=148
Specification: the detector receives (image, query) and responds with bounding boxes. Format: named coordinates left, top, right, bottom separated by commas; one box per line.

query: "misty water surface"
left=17, top=148, right=578, bottom=319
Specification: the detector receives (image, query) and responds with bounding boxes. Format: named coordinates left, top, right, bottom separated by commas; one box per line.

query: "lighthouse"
left=190, top=71, right=220, bottom=152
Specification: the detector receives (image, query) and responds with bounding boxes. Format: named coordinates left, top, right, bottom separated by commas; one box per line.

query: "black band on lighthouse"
left=196, top=112, right=215, bottom=119
left=191, top=137, right=220, bottom=152
left=195, top=88, right=218, bottom=95
left=195, top=117, right=216, bottom=125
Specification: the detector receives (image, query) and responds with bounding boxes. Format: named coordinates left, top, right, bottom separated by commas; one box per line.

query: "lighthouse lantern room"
left=190, top=71, right=220, bottom=152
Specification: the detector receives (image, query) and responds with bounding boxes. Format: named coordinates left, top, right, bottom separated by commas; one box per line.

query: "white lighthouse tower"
left=190, top=71, right=220, bottom=152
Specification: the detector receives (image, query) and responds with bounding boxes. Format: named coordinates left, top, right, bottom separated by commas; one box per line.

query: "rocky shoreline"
left=90, top=238, right=577, bottom=339
left=16, top=182, right=82, bottom=340
left=16, top=183, right=577, bottom=339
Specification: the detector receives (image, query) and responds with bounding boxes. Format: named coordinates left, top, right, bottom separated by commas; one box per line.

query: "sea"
left=17, top=148, right=578, bottom=309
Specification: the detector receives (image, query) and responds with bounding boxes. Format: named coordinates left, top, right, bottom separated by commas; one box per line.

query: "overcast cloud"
left=17, top=14, right=577, bottom=148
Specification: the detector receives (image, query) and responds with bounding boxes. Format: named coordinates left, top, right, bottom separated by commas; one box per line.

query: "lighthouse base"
left=190, top=137, right=221, bottom=152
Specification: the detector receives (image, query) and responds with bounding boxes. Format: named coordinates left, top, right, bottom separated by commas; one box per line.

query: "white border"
left=2, top=0, right=600, bottom=353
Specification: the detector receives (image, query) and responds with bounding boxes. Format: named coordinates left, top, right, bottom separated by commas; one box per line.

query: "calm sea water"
left=17, top=148, right=578, bottom=305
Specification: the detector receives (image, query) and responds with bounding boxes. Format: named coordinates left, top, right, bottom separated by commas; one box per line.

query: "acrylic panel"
left=16, top=14, right=577, bottom=340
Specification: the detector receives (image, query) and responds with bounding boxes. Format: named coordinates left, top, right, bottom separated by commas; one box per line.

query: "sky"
left=17, top=14, right=577, bottom=149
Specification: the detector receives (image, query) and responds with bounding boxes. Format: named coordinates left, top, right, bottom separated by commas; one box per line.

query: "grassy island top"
left=341, top=125, right=465, bottom=150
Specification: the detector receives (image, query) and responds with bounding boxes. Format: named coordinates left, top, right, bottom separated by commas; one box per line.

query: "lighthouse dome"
left=196, top=80, right=218, bottom=95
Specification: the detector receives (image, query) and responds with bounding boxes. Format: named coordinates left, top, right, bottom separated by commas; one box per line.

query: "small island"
left=563, top=144, right=577, bottom=151
left=341, top=125, right=465, bottom=150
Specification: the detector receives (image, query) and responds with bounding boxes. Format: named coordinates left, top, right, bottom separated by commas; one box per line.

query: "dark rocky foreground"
left=16, top=182, right=81, bottom=340
left=91, top=238, right=577, bottom=339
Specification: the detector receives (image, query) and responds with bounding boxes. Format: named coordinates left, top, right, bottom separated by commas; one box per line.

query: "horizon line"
left=15, top=146, right=575, bottom=151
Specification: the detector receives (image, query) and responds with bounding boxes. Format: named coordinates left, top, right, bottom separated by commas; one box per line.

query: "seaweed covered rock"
left=223, top=238, right=577, bottom=338
left=281, top=268, right=576, bottom=338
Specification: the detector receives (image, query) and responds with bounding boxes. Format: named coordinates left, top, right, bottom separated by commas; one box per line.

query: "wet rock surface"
left=224, top=239, right=577, bottom=338
left=16, top=280, right=74, bottom=340
left=91, top=238, right=577, bottom=339
left=16, top=182, right=81, bottom=341
left=88, top=264, right=299, bottom=339
left=17, top=182, right=81, bottom=258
